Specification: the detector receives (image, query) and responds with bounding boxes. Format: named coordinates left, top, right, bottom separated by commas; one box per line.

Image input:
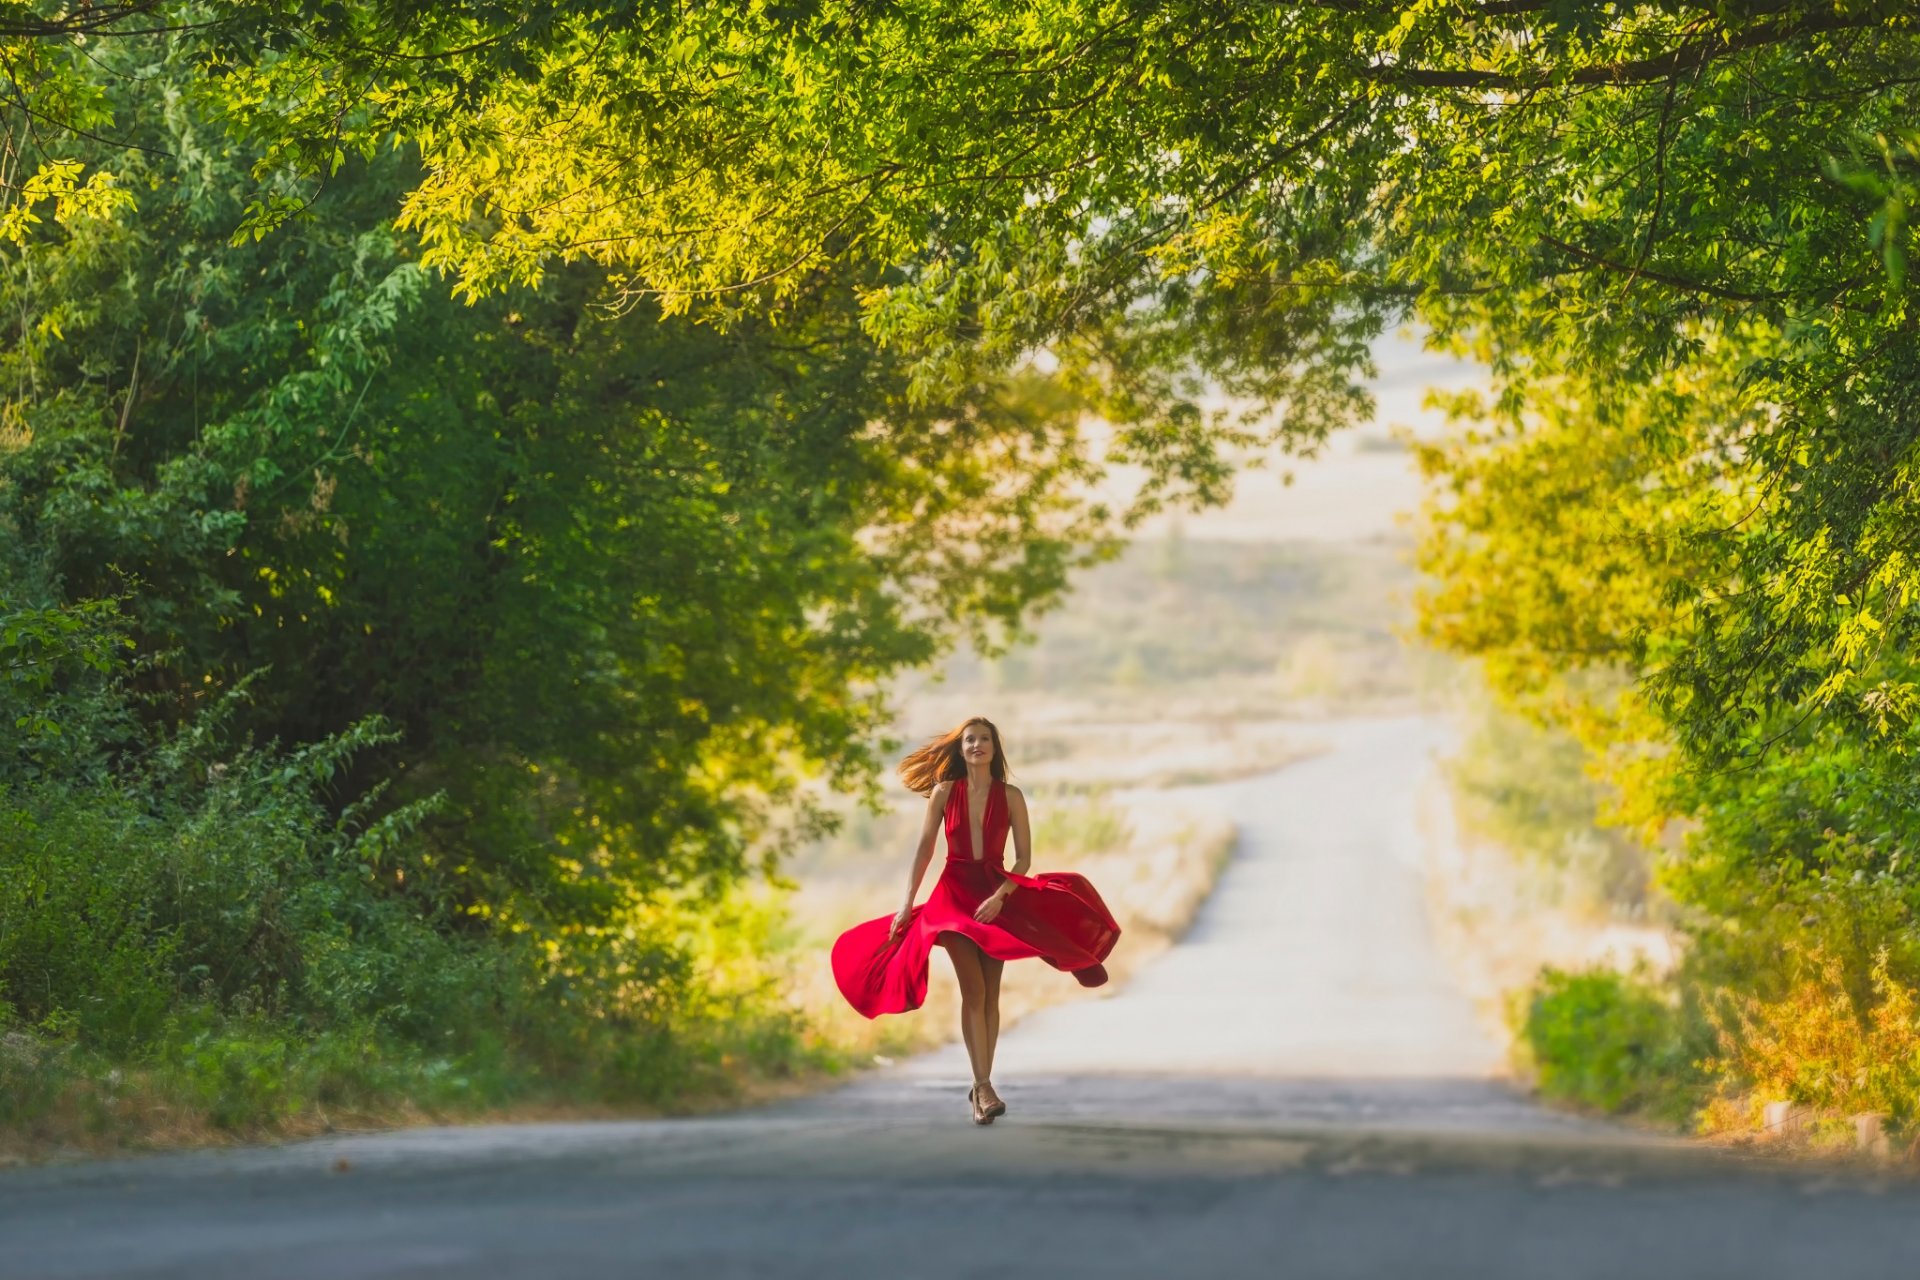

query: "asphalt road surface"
left=6, top=717, right=1916, bottom=1279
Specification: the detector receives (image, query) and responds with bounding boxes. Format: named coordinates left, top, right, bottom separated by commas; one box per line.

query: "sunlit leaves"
left=0, top=160, right=135, bottom=246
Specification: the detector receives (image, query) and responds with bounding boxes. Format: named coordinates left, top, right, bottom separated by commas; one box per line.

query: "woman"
left=831, top=717, right=1121, bottom=1125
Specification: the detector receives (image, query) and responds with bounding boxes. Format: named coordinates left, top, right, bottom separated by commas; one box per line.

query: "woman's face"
left=961, top=723, right=996, bottom=769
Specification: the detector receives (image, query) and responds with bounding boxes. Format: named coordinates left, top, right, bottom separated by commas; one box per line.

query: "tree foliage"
left=2, top=33, right=1148, bottom=911
left=167, top=0, right=1920, bottom=751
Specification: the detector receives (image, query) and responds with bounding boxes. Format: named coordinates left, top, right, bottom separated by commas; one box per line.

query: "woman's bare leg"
left=940, top=934, right=991, bottom=1087
left=979, top=953, right=1005, bottom=1079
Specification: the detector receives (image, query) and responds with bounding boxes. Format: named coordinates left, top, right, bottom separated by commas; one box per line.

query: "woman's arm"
left=981, top=786, right=1032, bottom=917
left=891, top=782, right=949, bottom=937
left=1004, top=786, right=1032, bottom=878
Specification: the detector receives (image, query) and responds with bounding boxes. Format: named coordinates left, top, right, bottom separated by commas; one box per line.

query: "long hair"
left=898, top=717, right=1008, bottom=796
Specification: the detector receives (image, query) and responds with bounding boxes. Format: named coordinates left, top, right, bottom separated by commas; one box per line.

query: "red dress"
left=831, top=777, right=1121, bottom=1019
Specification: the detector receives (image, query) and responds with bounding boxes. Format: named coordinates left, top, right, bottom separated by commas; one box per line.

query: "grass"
left=0, top=994, right=837, bottom=1164
left=0, top=1024, right=506, bottom=1161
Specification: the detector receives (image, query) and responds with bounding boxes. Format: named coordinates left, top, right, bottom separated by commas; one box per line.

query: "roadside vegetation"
left=1427, top=667, right=1920, bottom=1158
left=1425, top=667, right=1920, bottom=1155
left=1419, top=692, right=1697, bottom=1124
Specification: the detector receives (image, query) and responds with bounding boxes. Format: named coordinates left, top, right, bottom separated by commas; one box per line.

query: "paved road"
left=5, top=717, right=1916, bottom=1278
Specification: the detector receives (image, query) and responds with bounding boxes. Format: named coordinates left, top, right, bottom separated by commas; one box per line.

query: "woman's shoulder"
left=1002, top=780, right=1025, bottom=802
left=929, top=779, right=956, bottom=800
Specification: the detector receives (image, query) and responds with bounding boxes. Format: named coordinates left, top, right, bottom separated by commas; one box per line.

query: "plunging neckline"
left=960, top=776, right=994, bottom=862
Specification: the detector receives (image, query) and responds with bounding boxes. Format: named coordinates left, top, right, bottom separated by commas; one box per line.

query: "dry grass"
left=0, top=1035, right=461, bottom=1164
left=1697, top=951, right=1920, bottom=1156
left=0, top=1078, right=840, bottom=1167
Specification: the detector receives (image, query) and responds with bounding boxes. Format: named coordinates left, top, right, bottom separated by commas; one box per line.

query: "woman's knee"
left=981, top=956, right=1004, bottom=992
left=942, top=937, right=987, bottom=1000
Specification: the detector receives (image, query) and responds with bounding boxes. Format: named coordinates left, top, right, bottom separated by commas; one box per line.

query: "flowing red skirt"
left=831, top=858, right=1121, bottom=1019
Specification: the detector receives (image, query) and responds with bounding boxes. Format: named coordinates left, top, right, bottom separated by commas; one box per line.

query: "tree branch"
left=1372, top=9, right=1887, bottom=91
left=1539, top=234, right=1787, bottom=303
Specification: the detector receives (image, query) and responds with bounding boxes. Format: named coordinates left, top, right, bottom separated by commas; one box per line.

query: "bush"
left=1701, top=949, right=1920, bottom=1142
left=0, top=659, right=851, bottom=1154
left=1516, top=964, right=1703, bottom=1124
left=0, top=716, right=459, bottom=1049
left=0, top=787, right=179, bottom=1051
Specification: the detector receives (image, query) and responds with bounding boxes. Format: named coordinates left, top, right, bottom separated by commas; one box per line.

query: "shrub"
left=1516, top=964, right=1703, bottom=1124
left=0, top=786, right=180, bottom=1050
left=1701, top=949, right=1920, bottom=1141
left=0, top=716, right=457, bottom=1051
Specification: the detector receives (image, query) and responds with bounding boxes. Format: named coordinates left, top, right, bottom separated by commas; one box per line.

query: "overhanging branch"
left=1371, top=9, right=1887, bottom=91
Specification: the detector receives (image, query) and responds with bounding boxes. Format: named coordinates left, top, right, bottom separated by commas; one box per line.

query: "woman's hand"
left=888, top=907, right=912, bottom=941
left=973, top=893, right=1006, bottom=925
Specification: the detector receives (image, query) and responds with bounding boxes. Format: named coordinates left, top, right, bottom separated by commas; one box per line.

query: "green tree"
left=174, top=2, right=1918, bottom=757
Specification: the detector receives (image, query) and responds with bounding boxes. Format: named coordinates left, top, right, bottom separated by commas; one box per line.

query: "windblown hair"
left=897, top=717, right=1008, bottom=796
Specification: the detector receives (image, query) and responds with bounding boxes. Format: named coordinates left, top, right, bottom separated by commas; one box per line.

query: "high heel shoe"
left=968, top=1085, right=994, bottom=1125
left=975, top=1081, right=1007, bottom=1120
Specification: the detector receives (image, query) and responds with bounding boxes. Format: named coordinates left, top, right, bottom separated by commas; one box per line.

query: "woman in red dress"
left=831, top=717, right=1121, bottom=1125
